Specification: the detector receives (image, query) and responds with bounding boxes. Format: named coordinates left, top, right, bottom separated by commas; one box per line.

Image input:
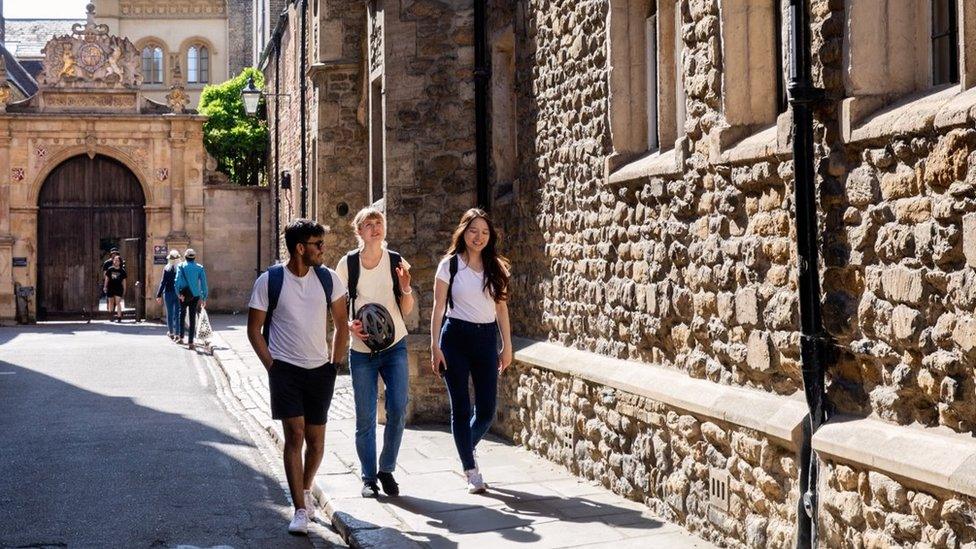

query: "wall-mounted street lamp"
left=241, top=76, right=290, bottom=117
left=241, top=76, right=262, bottom=116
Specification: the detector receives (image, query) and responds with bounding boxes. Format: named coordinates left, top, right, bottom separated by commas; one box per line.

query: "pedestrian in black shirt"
left=103, top=256, right=127, bottom=323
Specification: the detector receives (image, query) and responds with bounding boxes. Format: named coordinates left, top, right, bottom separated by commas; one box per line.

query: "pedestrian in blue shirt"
left=175, top=248, right=208, bottom=350
left=155, top=249, right=182, bottom=341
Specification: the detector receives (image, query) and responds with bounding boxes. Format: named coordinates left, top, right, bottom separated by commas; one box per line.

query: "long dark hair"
left=445, top=208, right=510, bottom=302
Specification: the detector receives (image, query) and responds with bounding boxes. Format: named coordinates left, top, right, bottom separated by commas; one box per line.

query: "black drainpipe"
left=299, top=0, right=309, bottom=218
left=274, top=31, right=282, bottom=261
left=786, top=1, right=828, bottom=547
left=473, top=0, right=490, bottom=211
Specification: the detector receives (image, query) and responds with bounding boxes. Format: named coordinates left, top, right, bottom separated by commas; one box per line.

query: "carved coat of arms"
left=37, top=3, right=142, bottom=89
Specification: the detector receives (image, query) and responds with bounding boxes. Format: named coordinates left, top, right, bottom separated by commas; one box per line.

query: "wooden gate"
left=37, top=154, right=145, bottom=320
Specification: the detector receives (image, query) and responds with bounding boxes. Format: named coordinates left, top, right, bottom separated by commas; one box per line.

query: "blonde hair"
left=351, top=207, right=386, bottom=248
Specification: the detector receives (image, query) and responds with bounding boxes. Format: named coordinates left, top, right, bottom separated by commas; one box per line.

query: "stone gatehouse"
left=264, top=0, right=976, bottom=546
left=0, top=6, right=269, bottom=323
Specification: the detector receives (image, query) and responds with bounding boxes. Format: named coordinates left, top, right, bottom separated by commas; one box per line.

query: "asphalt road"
left=0, top=321, right=339, bottom=548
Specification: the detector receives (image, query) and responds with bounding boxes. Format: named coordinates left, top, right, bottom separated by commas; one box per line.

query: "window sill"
left=710, top=111, right=792, bottom=164
left=607, top=146, right=682, bottom=185
left=842, top=84, right=976, bottom=144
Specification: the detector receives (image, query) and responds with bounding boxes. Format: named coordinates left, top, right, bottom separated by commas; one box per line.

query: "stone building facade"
left=265, top=0, right=976, bottom=546
left=0, top=8, right=269, bottom=323
left=94, top=0, right=254, bottom=106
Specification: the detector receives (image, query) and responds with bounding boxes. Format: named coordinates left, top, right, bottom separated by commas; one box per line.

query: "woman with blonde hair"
left=335, top=207, right=414, bottom=498
left=430, top=208, right=512, bottom=493
left=156, top=249, right=182, bottom=340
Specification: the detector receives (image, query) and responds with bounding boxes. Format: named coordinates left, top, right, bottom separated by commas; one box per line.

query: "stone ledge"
left=512, top=337, right=809, bottom=448
left=607, top=147, right=681, bottom=184
left=842, top=85, right=976, bottom=144
left=813, top=415, right=976, bottom=498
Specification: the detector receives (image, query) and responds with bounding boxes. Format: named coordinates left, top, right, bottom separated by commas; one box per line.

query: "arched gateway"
left=37, top=155, right=145, bottom=319
left=0, top=3, right=270, bottom=324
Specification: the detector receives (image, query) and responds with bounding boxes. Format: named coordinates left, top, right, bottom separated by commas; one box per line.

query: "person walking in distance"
left=430, top=208, right=513, bottom=493
left=103, top=255, right=127, bottom=322
left=175, top=248, right=208, bottom=350
left=155, top=249, right=182, bottom=340
left=247, top=219, right=349, bottom=535
left=335, top=208, right=414, bottom=498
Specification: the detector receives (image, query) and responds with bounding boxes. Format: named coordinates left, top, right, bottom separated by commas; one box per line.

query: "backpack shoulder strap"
left=313, top=265, right=334, bottom=304
left=262, top=264, right=285, bottom=344
left=346, top=250, right=360, bottom=315
left=447, top=254, right=458, bottom=310
left=388, top=250, right=402, bottom=309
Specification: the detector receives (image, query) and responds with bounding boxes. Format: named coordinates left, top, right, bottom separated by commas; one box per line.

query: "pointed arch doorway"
left=37, top=154, right=146, bottom=320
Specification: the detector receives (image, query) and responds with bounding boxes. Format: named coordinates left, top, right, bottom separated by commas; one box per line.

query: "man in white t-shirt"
left=246, top=219, right=349, bottom=535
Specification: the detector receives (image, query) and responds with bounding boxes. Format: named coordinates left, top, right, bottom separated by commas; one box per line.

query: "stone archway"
left=36, top=154, right=146, bottom=319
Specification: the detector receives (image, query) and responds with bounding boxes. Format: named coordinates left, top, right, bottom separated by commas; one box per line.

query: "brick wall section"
left=228, top=0, right=255, bottom=75
left=202, top=185, right=271, bottom=310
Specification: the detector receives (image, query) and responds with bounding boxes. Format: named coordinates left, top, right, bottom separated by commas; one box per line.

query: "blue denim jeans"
left=163, top=289, right=180, bottom=335
left=350, top=338, right=409, bottom=482
left=439, top=317, right=499, bottom=471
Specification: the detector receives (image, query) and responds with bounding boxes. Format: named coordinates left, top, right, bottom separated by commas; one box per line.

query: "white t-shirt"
left=248, top=265, right=347, bottom=369
left=336, top=250, right=411, bottom=353
left=435, top=255, right=498, bottom=324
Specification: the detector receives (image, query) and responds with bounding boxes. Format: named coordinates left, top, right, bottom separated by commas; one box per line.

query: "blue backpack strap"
left=346, top=250, right=360, bottom=316
left=262, top=264, right=285, bottom=344
left=313, top=265, right=334, bottom=304
left=388, top=250, right=402, bottom=310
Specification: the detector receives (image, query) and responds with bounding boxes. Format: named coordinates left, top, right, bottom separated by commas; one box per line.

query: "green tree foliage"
left=199, top=68, right=268, bottom=186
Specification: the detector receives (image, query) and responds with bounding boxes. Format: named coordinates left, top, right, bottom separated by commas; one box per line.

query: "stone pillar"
left=0, top=124, right=14, bottom=322
left=169, top=129, right=187, bottom=238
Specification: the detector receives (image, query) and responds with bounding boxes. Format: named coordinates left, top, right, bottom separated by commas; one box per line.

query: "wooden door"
left=37, top=155, right=145, bottom=319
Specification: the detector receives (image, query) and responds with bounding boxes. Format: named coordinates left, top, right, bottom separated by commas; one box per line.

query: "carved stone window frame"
left=841, top=0, right=976, bottom=143
left=180, top=37, right=216, bottom=87
left=607, top=0, right=685, bottom=182
left=709, top=0, right=791, bottom=164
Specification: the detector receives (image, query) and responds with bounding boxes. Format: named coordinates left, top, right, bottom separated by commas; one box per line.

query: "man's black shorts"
left=268, top=359, right=337, bottom=425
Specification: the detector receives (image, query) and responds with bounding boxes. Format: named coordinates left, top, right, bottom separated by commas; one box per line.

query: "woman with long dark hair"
left=430, top=208, right=512, bottom=493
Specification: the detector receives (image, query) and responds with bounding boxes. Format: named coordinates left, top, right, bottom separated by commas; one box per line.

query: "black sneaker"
left=376, top=471, right=400, bottom=496
left=361, top=481, right=379, bottom=498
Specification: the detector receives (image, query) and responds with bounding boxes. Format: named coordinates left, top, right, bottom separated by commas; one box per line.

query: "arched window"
left=141, top=46, right=164, bottom=84
left=187, top=45, right=210, bottom=84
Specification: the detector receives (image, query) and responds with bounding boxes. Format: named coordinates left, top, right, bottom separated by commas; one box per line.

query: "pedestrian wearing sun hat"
left=175, top=248, right=209, bottom=350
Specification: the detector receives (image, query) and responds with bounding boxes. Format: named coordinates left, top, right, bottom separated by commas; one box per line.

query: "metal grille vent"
left=709, top=467, right=730, bottom=512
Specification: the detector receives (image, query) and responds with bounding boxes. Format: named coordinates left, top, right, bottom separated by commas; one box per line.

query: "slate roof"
left=0, top=44, right=38, bottom=98
left=4, top=19, right=83, bottom=60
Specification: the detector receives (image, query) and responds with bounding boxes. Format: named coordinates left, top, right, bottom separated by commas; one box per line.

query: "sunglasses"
left=302, top=240, right=326, bottom=250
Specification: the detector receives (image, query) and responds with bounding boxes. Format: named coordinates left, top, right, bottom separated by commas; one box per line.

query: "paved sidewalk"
left=207, top=314, right=716, bottom=549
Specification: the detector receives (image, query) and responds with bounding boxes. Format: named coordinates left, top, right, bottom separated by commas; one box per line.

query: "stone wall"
left=820, top=460, right=976, bottom=548
left=496, top=360, right=800, bottom=548
left=487, top=0, right=976, bottom=546
left=202, top=185, right=271, bottom=312
left=375, top=0, right=479, bottom=421
left=310, top=0, right=367, bottom=268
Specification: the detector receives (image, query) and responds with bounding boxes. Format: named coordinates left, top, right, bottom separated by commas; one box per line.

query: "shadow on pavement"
left=0, top=350, right=310, bottom=548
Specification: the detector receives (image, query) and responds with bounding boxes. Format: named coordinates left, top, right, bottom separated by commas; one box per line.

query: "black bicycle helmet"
left=356, top=303, right=396, bottom=351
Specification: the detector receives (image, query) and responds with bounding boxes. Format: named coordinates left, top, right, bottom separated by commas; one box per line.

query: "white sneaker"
left=465, top=468, right=487, bottom=494
left=304, top=489, right=316, bottom=520
left=288, top=508, right=309, bottom=535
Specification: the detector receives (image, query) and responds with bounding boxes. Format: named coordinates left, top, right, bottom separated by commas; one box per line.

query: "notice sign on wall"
left=153, top=245, right=168, bottom=265
left=12, top=257, right=27, bottom=267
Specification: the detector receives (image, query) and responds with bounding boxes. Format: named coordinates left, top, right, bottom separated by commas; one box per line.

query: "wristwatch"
left=400, top=286, right=412, bottom=295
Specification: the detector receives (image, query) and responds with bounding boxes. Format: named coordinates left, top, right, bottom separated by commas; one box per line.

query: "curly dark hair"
left=444, top=208, right=510, bottom=302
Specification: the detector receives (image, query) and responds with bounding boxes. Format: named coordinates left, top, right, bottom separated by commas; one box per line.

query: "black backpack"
left=346, top=250, right=403, bottom=316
